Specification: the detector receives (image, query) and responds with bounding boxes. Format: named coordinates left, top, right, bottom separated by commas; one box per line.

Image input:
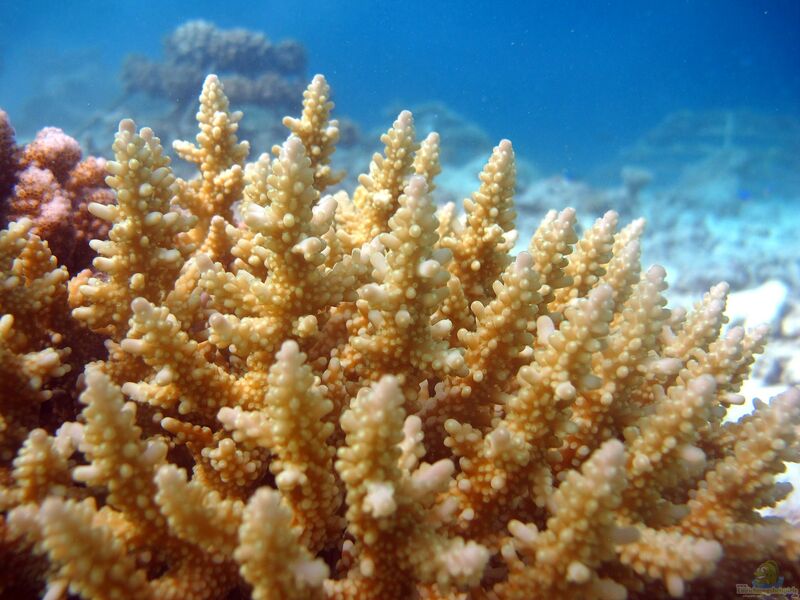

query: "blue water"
left=1, top=0, right=798, bottom=174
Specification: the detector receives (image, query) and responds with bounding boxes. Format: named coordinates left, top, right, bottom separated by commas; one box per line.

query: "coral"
left=0, top=110, right=20, bottom=200
left=1, top=74, right=798, bottom=600
left=0, top=114, right=114, bottom=273
left=517, top=163, right=800, bottom=300
left=122, top=20, right=306, bottom=111
left=0, top=220, right=71, bottom=464
left=407, top=101, right=493, bottom=166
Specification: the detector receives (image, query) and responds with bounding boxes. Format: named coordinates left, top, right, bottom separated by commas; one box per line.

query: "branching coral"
left=0, top=220, right=71, bottom=463
left=1, top=74, right=798, bottom=600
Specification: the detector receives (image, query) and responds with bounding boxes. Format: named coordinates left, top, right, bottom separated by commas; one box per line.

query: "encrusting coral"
left=0, top=73, right=798, bottom=600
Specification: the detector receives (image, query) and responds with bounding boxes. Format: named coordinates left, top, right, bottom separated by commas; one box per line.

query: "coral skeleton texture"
left=0, top=74, right=798, bottom=600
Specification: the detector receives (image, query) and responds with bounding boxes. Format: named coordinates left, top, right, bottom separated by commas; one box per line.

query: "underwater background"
left=1, top=1, right=799, bottom=404
left=2, top=1, right=799, bottom=175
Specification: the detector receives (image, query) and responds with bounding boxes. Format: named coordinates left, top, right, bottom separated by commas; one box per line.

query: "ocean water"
left=1, top=1, right=798, bottom=173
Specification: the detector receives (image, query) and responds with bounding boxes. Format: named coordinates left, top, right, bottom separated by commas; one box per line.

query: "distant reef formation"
left=604, top=109, right=800, bottom=200
left=122, top=20, right=307, bottom=111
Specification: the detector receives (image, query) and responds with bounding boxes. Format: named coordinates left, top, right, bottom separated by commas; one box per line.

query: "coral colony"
left=0, top=74, right=798, bottom=599
left=0, top=119, right=114, bottom=273
left=123, top=21, right=307, bottom=110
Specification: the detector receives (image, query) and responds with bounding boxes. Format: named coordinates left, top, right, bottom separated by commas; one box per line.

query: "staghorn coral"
left=0, top=220, right=72, bottom=464
left=1, top=74, right=799, bottom=600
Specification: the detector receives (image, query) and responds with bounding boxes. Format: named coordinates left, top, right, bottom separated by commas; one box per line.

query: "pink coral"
left=66, top=156, right=115, bottom=270
left=20, top=127, right=82, bottom=183
left=9, top=166, right=74, bottom=256
left=0, top=114, right=113, bottom=272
